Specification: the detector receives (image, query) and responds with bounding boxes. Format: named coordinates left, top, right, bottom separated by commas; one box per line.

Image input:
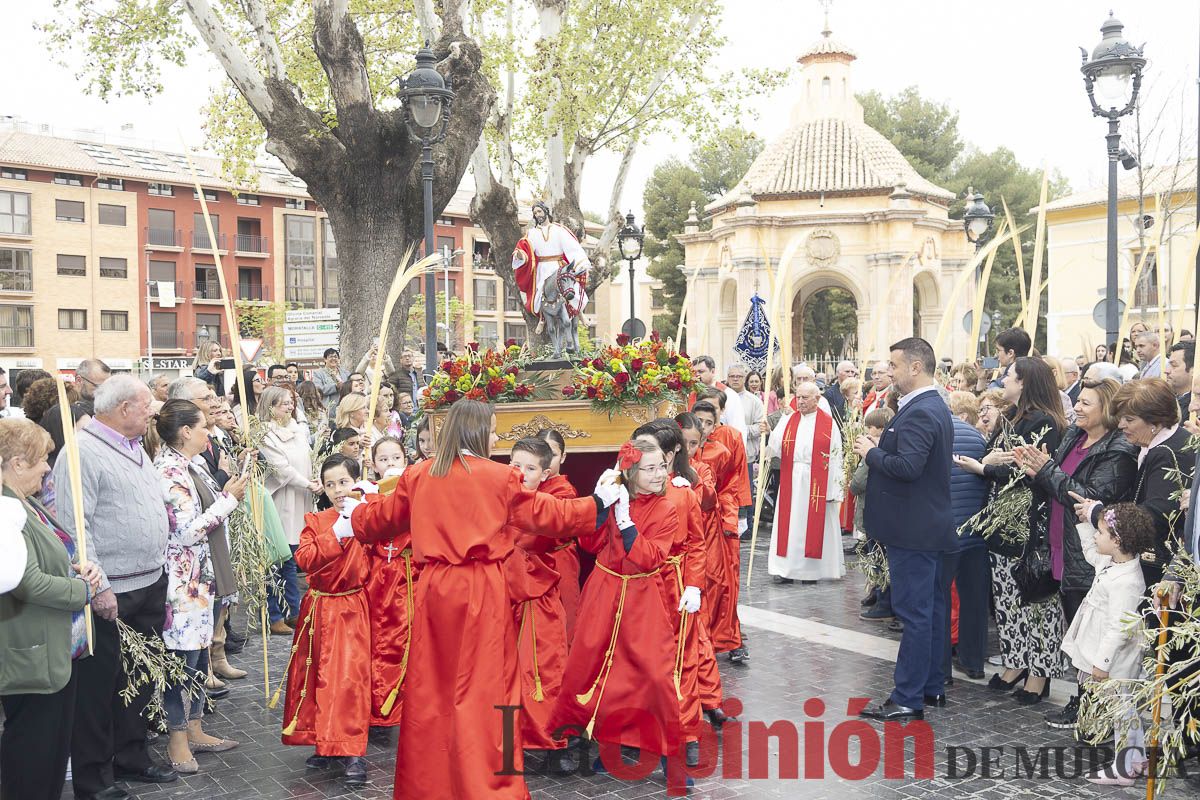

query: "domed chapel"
left=678, top=18, right=974, bottom=369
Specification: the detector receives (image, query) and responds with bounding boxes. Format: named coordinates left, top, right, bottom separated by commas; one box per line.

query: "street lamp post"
left=400, top=43, right=454, bottom=368
left=617, top=211, right=644, bottom=337
left=962, top=187, right=995, bottom=289
left=1080, top=13, right=1145, bottom=349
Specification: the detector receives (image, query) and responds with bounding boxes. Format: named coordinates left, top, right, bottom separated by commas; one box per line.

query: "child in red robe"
left=551, top=439, right=683, bottom=775
left=534, top=428, right=581, bottom=641
left=508, top=437, right=573, bottom=763
left=359, top=436, right=417, bottom=731
left=277, top=454, right=372, bottom=786
left=680, top=404, right=745, bottom=661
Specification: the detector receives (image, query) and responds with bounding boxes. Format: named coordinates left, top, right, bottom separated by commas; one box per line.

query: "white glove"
left=382, top=466, right=405, bottom=478
left=671, top=475, right=691, bottom=488
left=333, top=513, right=355, bottom=541
left=340, top=495, right=364, bottom=519
left=594, top=471, right=622, bottom=508
left=679, top=585, right=701, bottom=614
left=353, top=480, right=378, bottom=495
left=613, top=486, right=633, bottom=529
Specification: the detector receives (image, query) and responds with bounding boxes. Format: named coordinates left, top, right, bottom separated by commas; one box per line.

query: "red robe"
left=540, top=474, right=581, bottom=640
left=352, top=457, right=597, bottom=800
left=510, top=528, right=569, bottom=751
left=551, top=491, right=682, bottom=757
left=281, top=509, right=372, bottom=756
left=694, top=437, right=743, bottom=652
left=364, top=491, right=418, bottom=727
left=658, top=477, right=706, bottom=737
left=686, top=462, right=725, bottom=711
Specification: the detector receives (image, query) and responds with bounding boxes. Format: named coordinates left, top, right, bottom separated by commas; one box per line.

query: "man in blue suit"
left=854, top=337, right=955, bottom=721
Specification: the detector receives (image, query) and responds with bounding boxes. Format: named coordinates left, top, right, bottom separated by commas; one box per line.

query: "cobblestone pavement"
left=54, top=536, right=1199, bottom=799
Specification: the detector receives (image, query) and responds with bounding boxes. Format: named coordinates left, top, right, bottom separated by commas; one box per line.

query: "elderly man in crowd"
left=791, top=364, right=834, bottom=416
left=1062, top=358, right=1082, bottom=404
left=390, top=348, right=425, bottom=409
left=864, top=360, right=893, bottom=413
left=44, top=359, right=111, bottom=458
left=1084, top=361, right=1125, bottom=384
left=55, top=374, right=178, bottom=797
left=823, top=360, right=859, bottom=421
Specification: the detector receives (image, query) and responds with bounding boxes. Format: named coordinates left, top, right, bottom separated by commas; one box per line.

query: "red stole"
left=776, top=408, right=833, bottom=559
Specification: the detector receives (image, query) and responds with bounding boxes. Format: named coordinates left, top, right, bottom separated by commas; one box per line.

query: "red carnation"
left=507, top=365, right=520, bottom=375
left=614, top=372, right=630, bottom=385
left=666, top=378, right=682, bottom=391
left=443, top=390, right=460, bottom=403
left=630, top=358, right=644, bottom=371
left=514, top=384, right=531, bottom=398
left=591, top=358, right=605, bottom=370
left=468, top=342, right=480, bottom=352
left=616, top=333, right=631, bottom=346
left=585, top=385, right=599, bottom=398
left=505, top=338, right=517, bottom=347
left=441, top=360, right=454, bottom=372
left=486, top=378, right=505, bottom=396
left=469, top=364, right=482, bottom=376
left=562, top=386, right=576, bottom=396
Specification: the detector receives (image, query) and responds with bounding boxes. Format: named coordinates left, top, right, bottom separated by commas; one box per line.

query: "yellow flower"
left=609, top=359, right=624, bottom=372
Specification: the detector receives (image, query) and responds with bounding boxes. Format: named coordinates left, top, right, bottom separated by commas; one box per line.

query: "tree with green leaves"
left=642, top=126, right=763, bottom=339
left=859, top=86, right=1069, bottom=350
left=41, top=0, right=492, bottom=361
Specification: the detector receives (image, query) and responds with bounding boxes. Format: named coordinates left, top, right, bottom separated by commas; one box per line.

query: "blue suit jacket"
left=863, top=387, right=956, bottom=552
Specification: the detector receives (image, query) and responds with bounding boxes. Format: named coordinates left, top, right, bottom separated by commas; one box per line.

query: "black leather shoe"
left=704, top=707, right=730, bottom=727
left=728, top=647, right=749, bottom=663
left=923, top=694, right=947, bottom=707
left=79, top=787, right=131, bottom=800
left=858, top=700, right=924, bottom=721
left=772, top=575, right=794, bottom=584
left=224, top=637, right=246, bottom=655
left=207, top=685, right=230, bottom=700
left=944, top=675, right=955, bottom=686
left=800, top=580, right=817, bottom=585
left=114, top=764, right=178, bottom=784
left=342, top=756, right=368, bottom=786
left=305, top=755, right=330, bottom=769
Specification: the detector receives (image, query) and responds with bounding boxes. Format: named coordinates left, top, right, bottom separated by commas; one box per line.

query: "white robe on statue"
left=766, top=410, right=845, bottom=581
left=517, top=222, right=591, bottom=315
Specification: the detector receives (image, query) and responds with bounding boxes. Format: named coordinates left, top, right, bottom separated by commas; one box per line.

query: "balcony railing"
left=237, top=283, right=269, bottom=301
left=149, top=329, right=184, bottom=350
left=192, top=231, right=227, bottom=250
left=146, top=227, right=183, bottom=248
left=235, top=233, right=267, bottom=253
left=148, top=281, right=179, bottom=300
left=194, top=281, right=222, bottom=301
left=285, top=286, right=317, bottom=306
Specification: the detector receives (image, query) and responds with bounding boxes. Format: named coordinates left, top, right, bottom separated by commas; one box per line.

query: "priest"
left=766, top=382, right=845, bottom=583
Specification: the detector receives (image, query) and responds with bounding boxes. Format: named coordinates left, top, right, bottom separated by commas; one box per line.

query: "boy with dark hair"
left=990, top=328, right=1031, bottom=389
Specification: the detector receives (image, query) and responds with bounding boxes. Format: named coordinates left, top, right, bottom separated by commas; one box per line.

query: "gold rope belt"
left=379, top=548, right=415, bottom=717
left=661, top=555, right=689, bottom=701
left=551, top=540, right=575, bottom=553
left=517, top=599, right=545, bottom=703
left=575, top=560, right=659, bottom=737
left=271, top=586, right=364, bottom=734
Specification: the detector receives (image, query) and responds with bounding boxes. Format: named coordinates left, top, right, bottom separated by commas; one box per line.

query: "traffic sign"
left=284, top=345, right=338, bottom=360
left=286, top=308, right=340, bottom=323
left=285, top=307, right=340, bottom=359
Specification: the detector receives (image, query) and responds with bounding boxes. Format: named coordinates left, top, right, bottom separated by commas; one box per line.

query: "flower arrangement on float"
left=422, top=340, right=552, bottom=409
left=563, top=332, right=696, bottom=417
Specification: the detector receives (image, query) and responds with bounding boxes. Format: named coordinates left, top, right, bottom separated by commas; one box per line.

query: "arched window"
left=821, top=76, right=831, bottom=100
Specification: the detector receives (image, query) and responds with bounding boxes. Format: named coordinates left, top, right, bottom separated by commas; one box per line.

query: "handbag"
left=1012, top=526, right=1059, bottom=605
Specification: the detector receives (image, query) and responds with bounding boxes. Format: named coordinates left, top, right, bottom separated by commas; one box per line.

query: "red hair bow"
left=618, top=441, right=643, bottom=470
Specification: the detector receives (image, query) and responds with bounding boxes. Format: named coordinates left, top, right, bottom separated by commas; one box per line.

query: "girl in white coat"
left=1064, top=497, right=1157, bottom=787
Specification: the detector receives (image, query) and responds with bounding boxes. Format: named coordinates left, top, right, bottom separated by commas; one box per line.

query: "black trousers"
left=71, top=572, right=167, bottom=796
left=954, top=546, right=991, bottom=672
left=1, top=663, right=78, bottom=800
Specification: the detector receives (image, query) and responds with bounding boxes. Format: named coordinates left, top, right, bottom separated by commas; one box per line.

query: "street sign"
left=239, top=338, right=263, bottom=363
left=285, top=308, right=340, bottom=359
left=961, top=311, right=993, bottom=336
left=621, top=318, right=647, bottom=339
left=1092, top=299, right=1126, bottom=329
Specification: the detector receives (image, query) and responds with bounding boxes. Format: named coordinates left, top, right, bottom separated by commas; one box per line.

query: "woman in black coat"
left=955, top=357, right=1067, bottom=705
left=1015, top=377, right=1137, bottom=729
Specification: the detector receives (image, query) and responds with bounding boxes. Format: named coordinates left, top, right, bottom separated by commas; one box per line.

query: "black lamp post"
left=1080, top=12, right=1145, bottom=350
left=617, top=211, right=645, bottom=338
left=963, top=187, right=995, bottom=294
left=400, top=43, right=454, bottom=367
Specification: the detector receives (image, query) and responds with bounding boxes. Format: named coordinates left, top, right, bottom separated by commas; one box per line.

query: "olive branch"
left=116, top=618, right=203, bottom=725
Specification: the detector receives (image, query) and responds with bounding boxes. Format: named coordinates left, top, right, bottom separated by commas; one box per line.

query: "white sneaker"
left=987, top=654, right=1003, bottom=666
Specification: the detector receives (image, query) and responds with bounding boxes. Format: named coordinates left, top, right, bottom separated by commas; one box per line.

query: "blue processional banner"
left=732, top=294, right=778, bottom=373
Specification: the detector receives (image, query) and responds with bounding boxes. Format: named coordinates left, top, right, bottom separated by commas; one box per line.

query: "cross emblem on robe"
left=809, top=485, right=825, bottom=510
left=382, top=541, right=400, bottom=563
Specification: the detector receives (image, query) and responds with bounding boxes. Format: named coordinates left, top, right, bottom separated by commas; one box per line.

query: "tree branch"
left=592, top=135, right=639, bottom=256
left=238, top=0, right=288, bottom=87
left=311, top=0, right=375, bottom=125
left=414, top=0, right=440, bottom=42
left=181, top=0, right=276, bottom=122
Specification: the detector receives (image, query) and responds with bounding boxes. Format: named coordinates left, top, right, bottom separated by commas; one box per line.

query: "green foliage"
left=405, top=292, right=473, bottom=352
left=800, top=287, right=857, bottom=358
left=859, top=86, right=961, bottom=185
left=643, top=126, right=763, bottom=338
left=860, top=86, right=1070, bottom=352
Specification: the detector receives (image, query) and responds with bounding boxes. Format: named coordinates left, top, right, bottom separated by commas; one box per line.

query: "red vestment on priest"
left=351, top=457, right=596, bottom=800
left=550, top=492, right=682, bottom=757
left=280, top=509, right=372, bottom=756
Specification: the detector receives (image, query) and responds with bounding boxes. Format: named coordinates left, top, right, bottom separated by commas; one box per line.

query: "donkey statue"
left=540, top=266, right=579, bottom=359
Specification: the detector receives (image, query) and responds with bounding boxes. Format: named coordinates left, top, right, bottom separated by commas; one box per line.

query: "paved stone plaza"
left=74, top=538, right=1199, bottom=799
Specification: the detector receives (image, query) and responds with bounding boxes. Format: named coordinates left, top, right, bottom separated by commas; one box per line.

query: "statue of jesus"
left=511, top=202, right=591, bottom=332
